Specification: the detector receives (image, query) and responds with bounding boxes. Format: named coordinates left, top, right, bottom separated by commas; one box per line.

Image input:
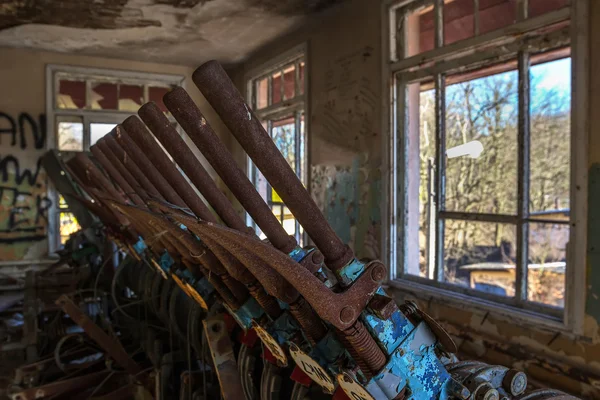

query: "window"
left=389, top=0, right=577, bottom=320
left=246, top=48, right=307, bottom=243
left=46, top=65, right=184, bottom=252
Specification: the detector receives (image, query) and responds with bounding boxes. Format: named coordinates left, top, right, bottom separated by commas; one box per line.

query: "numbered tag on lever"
left=251, top=321, right=288, bottom=366
left=337, top=372, right=375, bottom=400
left=289, top=343, right=335, bottom=394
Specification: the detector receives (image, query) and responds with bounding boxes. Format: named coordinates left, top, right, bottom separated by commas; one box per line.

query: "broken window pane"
left=57, top=116, right=84, bottom=151
left=529, top=57, right=571, bottom=214
left=90, top=123, right=117, bottom=147
left=256, top=78, right=269, bottom=109
left=57, top=79, right=86, bottom=109
left=148, top=86, right=171, bottom=114
left=272, top=71, right=282, bottom=104
left=283, top=64, right=296, bottom=100
left=444, top=67, right=518, bottom=215
left=119, top=84, right=144, bottom=112
left=444, top=220, right=516, bottom=297
left=529, top=0, right=569, bottom=18
left=527, top=222, right=568, bottom=307
left=90, top=82, right=118, bottom=110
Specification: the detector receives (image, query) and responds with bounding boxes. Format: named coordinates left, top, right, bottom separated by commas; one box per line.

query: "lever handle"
left=192, top=61, right=353, bottom=272
left=195, top=221, right=385, bottom=330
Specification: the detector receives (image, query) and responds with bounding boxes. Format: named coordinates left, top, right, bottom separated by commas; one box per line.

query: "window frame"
left=384, top=0, right=589, bottom=334
left=244, top=44, right=308, bottom=244
left=45, top=65, right=185, bottom=255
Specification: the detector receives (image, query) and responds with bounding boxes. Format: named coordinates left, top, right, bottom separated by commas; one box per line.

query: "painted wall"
left=0, top=47, right=229, bottom=268
left=233, top=0, right=600, bottom=397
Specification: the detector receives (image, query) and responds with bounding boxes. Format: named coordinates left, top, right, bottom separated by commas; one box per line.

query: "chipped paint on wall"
left=311, top=153, right=381, bottom=260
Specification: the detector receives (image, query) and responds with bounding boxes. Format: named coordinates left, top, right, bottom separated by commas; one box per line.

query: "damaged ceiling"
left=0, top=0, right=344, bottom=66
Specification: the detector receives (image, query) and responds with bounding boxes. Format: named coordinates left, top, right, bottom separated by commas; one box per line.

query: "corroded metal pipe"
left=163, top=87, right=296, bottom=254
left=112, top=125, right=186, bottom=208
left=121, top=116, right=217, bottom=223
left=138, top=102, right=249, bottom=233
left=103, top=134, right=164, bottom=202
left=192, top=61, right=353, bottom=271
left=90, top=145, right=145, bottom=207
left=96, top=138, right=149, bottom=203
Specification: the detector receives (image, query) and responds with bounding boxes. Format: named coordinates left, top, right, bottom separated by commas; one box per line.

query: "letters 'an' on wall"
left=0, top=112, right=51, bottom=261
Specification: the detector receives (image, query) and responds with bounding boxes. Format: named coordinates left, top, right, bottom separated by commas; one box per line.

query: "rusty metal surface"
left=55, top=295, right=143, bottom=378
left=193, top=221, right=384, bottom=330
left=90, top=144, right=145, bottom=207
left=163, top=87, right=297, bottom=253
left=192, top=61, right=353, bottom=271
left=96, top=138, right=150, bottom=203
left=121, top=116, right=216, bottom=222
left=103, top=134, right=164, bottom=201
left=9, top=370, right=114, bottom=400
left=138, top=101, right=249, bottom=232
left=112, top=125, right=187, bottom=208
left=203, top=315, right=245, bottom=400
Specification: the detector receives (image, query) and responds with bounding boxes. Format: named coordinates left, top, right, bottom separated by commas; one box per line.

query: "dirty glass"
left=410, top=86, right=436, bottom=278
left=57, top=116, right=84, bottom=151
left=527, top=222, right=568, bottom=307
left=271, top=71, right=282, bottom=105
left=444, top=220, right=516, bottom=297
left=299, top=62, right=305, bottom=95
left=90, top=123, right=117, bottom=147
left=529, top=0, right=569, bottom=18
left=529, top=57, right=571, bottom=215
left=444, top=67, right=518, bottom=215
left=283, top=64, right=296, bottom=100
left=256, top=78, right=269, bottom=109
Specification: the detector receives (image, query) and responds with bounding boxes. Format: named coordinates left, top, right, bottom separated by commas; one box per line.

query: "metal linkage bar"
left=111, top=125, right=187, bottom=208
left=90, top=145, right=145, bottom=207
left=122, top=116, right=216, bottom=223
left=56, top=295, right=148, bottom=386
left=203, top=315, right=245, bottom=400
left=95, top=138, right=150, bottom=203
left=191, top=64, right=353, bottom=271
left=163, top=87, right=297, bottom=254
left=103, top=134, right=165, bottom=202
left=138, top=102, right=249, bottom=233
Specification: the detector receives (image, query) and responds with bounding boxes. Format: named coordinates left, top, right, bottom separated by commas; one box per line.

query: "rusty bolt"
left=340, top=306, right=355, bottom=323
left=474, top=383, right=499, bottom=400
left=370, top=263, right=386, bottom=282
left=311, top=250, right=324, bottom=265
left=368, top=293, right=399, bottom=320
left=503, top=369, right=527, bottom=396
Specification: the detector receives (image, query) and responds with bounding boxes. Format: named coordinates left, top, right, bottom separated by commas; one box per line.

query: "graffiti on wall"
left=0, top=112, right=51, bottom=260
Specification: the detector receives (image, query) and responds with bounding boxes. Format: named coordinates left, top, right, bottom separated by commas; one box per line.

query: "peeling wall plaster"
left=0, top=0, right=345, bottom=66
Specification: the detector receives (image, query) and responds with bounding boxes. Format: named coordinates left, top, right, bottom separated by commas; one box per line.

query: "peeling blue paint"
left=133, top=237, right=146, bottom=254
left=337, top=257, right=365, bottom=285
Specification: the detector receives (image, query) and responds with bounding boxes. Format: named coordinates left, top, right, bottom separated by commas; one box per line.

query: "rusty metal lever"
left=192, top=221, right=384, bottom=331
